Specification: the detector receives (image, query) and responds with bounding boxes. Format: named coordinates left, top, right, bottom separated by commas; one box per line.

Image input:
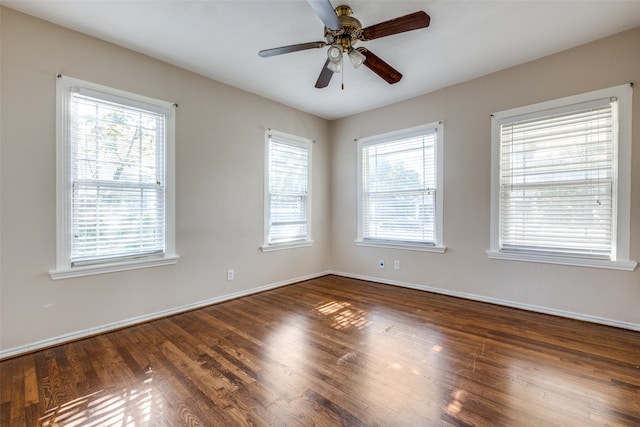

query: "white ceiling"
left=4, top=0, right=640, bottom=120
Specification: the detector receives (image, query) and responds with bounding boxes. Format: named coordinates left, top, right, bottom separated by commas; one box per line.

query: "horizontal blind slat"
left=70, top=91, right=166, bottom=264
left=362, top=129, right=437, bottom=244
left=268, top=136, right=310, bottom=244
left=499, top=101, right=614, bottom=257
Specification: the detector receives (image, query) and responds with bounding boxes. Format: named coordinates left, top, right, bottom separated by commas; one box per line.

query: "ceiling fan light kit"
left=327, top=44, right=342, bottom=60
left=348, top=48, right=366, bottom=68
left=327, top=54, right=342, bottom=73
left=258, top=0, right=431, bottom=88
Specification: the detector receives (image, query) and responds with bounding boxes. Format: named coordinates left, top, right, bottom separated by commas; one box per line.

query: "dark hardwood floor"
left=1, top=275, right=639, bottom=426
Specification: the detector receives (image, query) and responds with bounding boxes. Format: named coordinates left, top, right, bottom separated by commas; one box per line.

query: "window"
left=357, top=122, right=445, bottom=251
left=262, top=129, right=312, bottom=250
left=488, top=84, right=636, bottom=270
left=51, top=75, right=178, bottom=279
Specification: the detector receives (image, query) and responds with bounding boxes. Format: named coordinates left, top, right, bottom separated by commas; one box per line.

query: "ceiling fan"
left=258, top=0, right=431, bottom=88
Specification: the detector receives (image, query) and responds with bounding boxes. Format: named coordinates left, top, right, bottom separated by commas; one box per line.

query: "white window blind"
left=266, top=132, right=311, bottom=246
left=360, top=126, right=439, bottom=245
left=69, top=90, right=166, bottom=265
left=498, top=98, right=615, bottom=258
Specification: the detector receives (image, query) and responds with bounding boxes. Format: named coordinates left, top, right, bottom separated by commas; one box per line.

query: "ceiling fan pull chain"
left=341, top=56, right=345, bottom=90
left=257, top=4, right=430, bottom=88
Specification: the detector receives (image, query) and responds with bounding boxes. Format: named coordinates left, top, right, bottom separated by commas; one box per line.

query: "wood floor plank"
left=2, top=275, right=640, bottom=426
left=147, top=347, right=227, bottom=426
left=8, top=361, right=26, bottom=426
left=0, top=362, right=13, bottom=406
left=22, top=359, right=38, bottom=406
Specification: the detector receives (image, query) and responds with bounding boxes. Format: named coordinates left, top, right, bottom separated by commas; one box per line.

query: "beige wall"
left=2, top=7, right=639, bottom=356
left=330, top=27, right=640, bottom=328
left=0, top=8, right=331, bottom=355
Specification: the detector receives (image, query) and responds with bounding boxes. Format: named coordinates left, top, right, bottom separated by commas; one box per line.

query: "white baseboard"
left=0, top=271, right=330, bottom=360
left=4, top=269, right=637, bottom=359
left=329, top=270, right=640, bottom=332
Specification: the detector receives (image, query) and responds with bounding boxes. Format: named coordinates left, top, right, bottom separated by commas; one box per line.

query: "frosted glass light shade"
left=348, top=48, right=366, bottom=68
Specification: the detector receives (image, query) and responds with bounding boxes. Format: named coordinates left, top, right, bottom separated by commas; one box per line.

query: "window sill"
left=485, top=250, right=637, bottom=271
left=49, top=255, right=180, bottom=280
left=355, top=240, right=446, bottom=253
left=261, top=240, right=314, bottom=252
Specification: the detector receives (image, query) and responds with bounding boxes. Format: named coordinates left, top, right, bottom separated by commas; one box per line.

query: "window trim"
left=261, top=129, right=313, bottom=251
left=356, top=122, right=446, bottom=252
left=50, top=75, right=178, bottom=280
left=487, top=84, right=636, bottom=271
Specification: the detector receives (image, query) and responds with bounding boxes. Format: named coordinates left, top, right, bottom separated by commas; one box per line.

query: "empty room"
left=1, top=1, right=640, bottom=425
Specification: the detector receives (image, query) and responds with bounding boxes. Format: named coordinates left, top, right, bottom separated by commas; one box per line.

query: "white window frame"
left=356, top=122, right=445, bottom=252
left=487, top=84, right=636, bottom=271
left=261, top=129, right=313, bottom=251
left=50, top=75, right=178, bottom=280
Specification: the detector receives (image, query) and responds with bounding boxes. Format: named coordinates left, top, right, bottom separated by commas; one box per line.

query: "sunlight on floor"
left=446, top=388, right=468, bottom=416
left=314, top=300, right=370, bottom=330
left=39, top=381, right=159, bottom=427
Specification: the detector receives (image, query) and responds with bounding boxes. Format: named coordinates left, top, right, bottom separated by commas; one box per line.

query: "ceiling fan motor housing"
left=258, top=1, right=431, bottom=88
left=324, top=5, right=363, bottom=52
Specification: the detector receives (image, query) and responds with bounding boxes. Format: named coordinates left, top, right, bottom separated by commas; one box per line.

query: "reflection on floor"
left=2, top=275, right=639, bottom=426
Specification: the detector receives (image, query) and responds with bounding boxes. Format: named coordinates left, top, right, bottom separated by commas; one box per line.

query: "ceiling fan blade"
left=357, top=48, right=402, bottom=84
left=362, top=11, right=430, bottom=40
left=315, top=58, right=334, bottom=88
left=259, top=41, right=326, bottom=58
left=306, top=0, right=341, bottom=30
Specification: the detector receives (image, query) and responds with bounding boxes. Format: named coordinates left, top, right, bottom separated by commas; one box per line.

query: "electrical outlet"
left=379, top=259, right=385, bottom=269
left=394, top=260, right=400, bottom=270
left=227, top=269, right=235, bottom=281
